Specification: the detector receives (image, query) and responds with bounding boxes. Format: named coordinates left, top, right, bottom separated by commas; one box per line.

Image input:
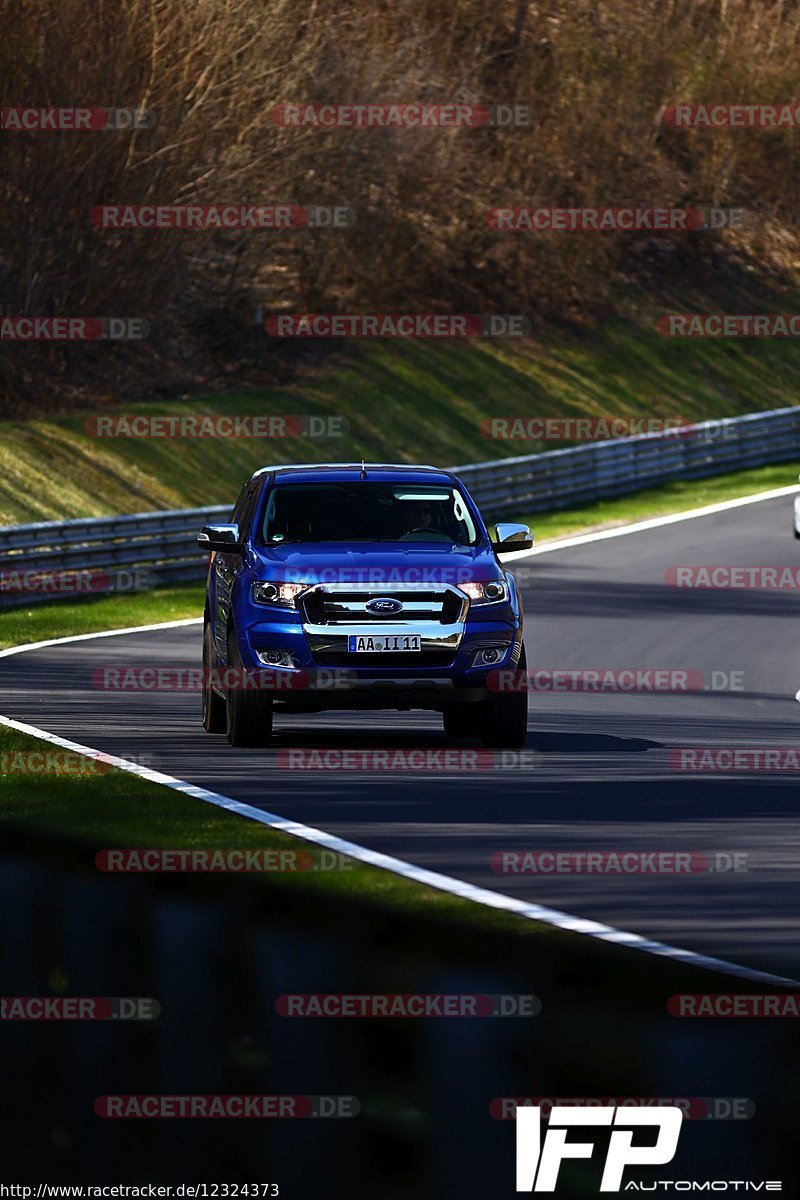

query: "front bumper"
left=237, top=608, right=520, bottom=700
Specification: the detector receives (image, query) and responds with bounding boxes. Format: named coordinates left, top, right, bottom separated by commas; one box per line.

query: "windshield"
left=261, top=482, right=480, bottom=545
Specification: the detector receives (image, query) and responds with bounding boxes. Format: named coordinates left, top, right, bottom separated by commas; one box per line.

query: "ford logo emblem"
left=366, top=597, right=403, bottom=615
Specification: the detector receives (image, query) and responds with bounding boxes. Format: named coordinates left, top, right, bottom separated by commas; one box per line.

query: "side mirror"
left=197, top=523, right=242, bottom=554
left=493, top=522, right=534, bottom=553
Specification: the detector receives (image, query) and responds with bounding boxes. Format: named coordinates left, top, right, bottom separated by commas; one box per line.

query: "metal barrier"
left=453, top=406, right=800, bottom=515
left=2, top=406, right=799, bottom=607
left=0, top=505, right=228, bottom=607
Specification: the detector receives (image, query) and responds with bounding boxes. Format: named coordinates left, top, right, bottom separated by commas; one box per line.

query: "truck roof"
left=252, top=463, right=455, bottom=485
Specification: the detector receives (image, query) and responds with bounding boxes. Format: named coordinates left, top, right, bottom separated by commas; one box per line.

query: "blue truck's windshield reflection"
left=262, top=482, right=479, bottom=545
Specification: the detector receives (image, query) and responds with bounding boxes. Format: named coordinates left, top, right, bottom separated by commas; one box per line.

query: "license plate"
left=348, top=634, right=421, bottom=653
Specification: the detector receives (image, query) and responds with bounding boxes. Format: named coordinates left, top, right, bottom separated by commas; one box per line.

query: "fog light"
left=256, top=649, right=295, bottom=668
left=472, top=647, right=505, bottom=667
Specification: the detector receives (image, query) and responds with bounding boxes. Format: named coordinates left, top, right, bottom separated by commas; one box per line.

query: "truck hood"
left=252, top=541, right=500, bottom=586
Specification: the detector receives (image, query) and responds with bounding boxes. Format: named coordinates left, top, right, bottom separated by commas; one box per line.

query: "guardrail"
left=1, top=406, right=799, bottom=606
left=0, top=504, right=228, bottom=607
left=453, top=405, right=800, bottom=516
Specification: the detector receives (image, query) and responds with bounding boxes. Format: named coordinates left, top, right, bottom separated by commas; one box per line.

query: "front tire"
left=479, top=644, right=528, bottom=749
left=202, top=622, right=227, bottom=733
left=226, top=629, right=273, bottom=747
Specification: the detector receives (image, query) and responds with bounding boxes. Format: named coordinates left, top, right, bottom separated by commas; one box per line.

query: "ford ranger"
left=197, top=463, right=531, bottom=748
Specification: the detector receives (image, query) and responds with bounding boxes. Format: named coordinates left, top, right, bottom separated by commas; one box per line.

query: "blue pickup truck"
left=198, top=463, right=532, bottom=748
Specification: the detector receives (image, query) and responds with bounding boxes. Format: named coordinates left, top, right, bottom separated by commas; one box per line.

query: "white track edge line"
left=503, top=482, right=800, bottom=561
left=0, top=617, right=202, bottom=659
left=0, top=710, right=796, bottom=988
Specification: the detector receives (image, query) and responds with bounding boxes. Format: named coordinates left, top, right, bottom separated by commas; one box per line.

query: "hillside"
left=3, top=283, right=800, bottom=524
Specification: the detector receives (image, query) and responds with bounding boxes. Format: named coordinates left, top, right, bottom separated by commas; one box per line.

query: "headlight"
left=251, top=581, right=307, bottom=607
left=459, top=580, right=508, bottom=605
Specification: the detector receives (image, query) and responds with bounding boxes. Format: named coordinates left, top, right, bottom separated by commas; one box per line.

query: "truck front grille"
left=298, top=584, right=468, bottom=627
left=298, top=584, right=468, bottom=665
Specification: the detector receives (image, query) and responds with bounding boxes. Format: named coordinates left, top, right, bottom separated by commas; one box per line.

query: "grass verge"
left=0, top=722, right=550, bottom=936
left=0, top=582, right=205, bottom=651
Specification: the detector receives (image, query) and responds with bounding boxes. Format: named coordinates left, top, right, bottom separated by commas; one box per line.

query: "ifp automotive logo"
left=514, top=1105, right=782, bottom=1192
left=516, top=1104, right=682, bottom=1191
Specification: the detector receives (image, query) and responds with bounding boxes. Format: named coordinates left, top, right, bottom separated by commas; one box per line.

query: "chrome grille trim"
left=299, top=583, right=469, bottom=627
left=324, top=598, right=443, bottom=617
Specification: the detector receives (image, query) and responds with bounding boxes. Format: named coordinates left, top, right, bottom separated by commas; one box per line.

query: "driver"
left=400, top=499, right=434, bottom=535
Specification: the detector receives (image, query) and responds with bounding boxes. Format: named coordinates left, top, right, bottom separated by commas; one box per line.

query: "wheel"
left=442, top=702, right=482, bottom=738
left=479, top=644, right=528, bottom=749
left=202, top=622, right=227, bottom=733
left=225, top=629, right=273, bottom=747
